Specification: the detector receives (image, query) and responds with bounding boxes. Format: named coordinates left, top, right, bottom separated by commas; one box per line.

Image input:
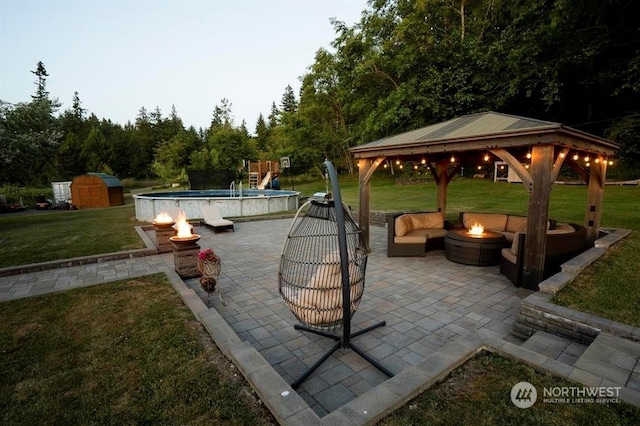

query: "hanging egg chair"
left=278, top=160, right=393, bottom=389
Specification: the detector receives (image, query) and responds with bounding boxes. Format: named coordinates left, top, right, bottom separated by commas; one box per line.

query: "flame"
left=468, top=222, right=485, bottom=236
left=153, top=211, right=174, bottom=224
left=173, top=211, right=193, bottom=238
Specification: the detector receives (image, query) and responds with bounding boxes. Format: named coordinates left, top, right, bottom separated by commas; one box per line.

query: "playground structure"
left=247, top=160, right=280, bottom=189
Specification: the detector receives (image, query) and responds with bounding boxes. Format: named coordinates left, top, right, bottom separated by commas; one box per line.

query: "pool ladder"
left=229, top=181, right=243, bottom=198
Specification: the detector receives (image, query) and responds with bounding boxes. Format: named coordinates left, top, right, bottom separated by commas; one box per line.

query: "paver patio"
left=182, top=218, right=532, bottom=416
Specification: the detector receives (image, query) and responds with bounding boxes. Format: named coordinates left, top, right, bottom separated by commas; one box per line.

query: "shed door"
left=77, top=185, right=104, bottom=208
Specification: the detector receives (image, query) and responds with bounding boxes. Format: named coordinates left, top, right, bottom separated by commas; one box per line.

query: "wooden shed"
left=70, top=173, right=125, bottom=208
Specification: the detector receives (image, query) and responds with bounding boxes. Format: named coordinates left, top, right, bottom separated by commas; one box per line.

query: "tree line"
left=2, top=0, right=639, bottom=187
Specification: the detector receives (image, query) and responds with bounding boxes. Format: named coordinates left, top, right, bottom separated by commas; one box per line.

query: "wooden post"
left=428, top=158, right=459, bottom=220
left=358, top=159, right=371, bottom=249
left=522, top=145, right=554, bottom=290
left=357, top=157, right=384, bottom=250
left=585, top=156, right=607, bottom=245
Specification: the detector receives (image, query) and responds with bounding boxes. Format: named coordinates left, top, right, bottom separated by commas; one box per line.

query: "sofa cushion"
left=409, top=212, right=444, bottom=230
left=426, top=228, right=448, bottom=239
left=501, top=231, right=516, bottom=243
left=463, top=213, right=508, bottom=232
left=511, top=232, right=524, bottom=255
left=547, top=223, right=575, bottom=234
left=395, top=235, right=427, bottom=244
left=506, top=215, right=528, bottom=233
left=501, top=248, right=517, bottom=264
left=395, top=214, right=413, bottom=237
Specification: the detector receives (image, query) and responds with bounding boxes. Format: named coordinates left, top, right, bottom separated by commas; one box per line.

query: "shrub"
left=0, top=184, right=53, bottom=206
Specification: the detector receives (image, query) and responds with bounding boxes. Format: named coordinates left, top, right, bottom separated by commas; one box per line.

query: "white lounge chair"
left=200, top=205, right=234, bottom=233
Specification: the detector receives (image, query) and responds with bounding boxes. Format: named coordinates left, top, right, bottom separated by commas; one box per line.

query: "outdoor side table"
left=444, top=229, right=506, bottom=266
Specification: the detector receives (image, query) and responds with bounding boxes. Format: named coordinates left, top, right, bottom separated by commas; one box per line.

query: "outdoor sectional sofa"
left=386, top=211, right=450, bottom=256
left=500, top=222, right=587, bottom=287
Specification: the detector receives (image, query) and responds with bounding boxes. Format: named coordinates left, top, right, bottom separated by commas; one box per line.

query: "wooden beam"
left=550, top=147, right=570, bottom=184
left=585, top=156, right=607, bottom=245
left=489, top=148, right=533, bottom=191
left=521, top=145, right=554, bottom=290
left=362, top=157, right=385, bottom=183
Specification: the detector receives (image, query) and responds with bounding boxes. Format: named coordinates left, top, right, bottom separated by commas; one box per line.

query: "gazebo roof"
left=351, top=111, right=618, bottom=158
left=350, top=111, right=620, bottom=290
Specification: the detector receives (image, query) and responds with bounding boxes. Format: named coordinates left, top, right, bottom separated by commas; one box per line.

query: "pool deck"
left=1, top=218, right=639, bottom=424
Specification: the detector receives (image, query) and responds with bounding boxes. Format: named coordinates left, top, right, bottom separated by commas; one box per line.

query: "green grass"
left=380, top=351, right=640, bottom=425
left=0, top=204, right=146, bottom=268
left=552, top=232, right=640, bottom=328
left=0, top=274, right=275, bottom=425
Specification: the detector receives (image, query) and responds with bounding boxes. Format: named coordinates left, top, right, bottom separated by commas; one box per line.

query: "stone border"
left=514, top=229, right=639, bottom=344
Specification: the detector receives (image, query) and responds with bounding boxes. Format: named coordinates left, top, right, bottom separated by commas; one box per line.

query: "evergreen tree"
left=31, top=61, right=50, bottom=101
left=280, top=84, right=298, bottom=114
left=255, top=113, right=269, bottom=152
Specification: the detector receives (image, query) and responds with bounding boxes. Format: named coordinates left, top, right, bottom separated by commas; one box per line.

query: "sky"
left=0, top=0, right=366, bottom=132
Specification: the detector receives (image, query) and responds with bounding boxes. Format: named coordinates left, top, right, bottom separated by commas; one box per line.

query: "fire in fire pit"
left=468, top=222, right=485, bottom=236
left=170, top=212, right=200, bottom=243
left=152, top=211, right=175, bottom=229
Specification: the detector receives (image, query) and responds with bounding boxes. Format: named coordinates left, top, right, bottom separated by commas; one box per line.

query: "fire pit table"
left=444, top=229, right=506, bottom=266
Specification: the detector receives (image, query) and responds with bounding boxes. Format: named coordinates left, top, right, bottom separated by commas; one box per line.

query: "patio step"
left=573, top=332, right=640, bottom=389
left=520, top=330, right=587, bottom=366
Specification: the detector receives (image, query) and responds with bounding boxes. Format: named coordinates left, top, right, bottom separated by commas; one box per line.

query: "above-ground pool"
left=133, top=189, right=300, bottom=222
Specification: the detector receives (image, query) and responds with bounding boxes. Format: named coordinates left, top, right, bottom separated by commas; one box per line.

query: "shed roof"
left=350, top=111, right=618, bottom=157
left=86, top=172, right=123, bottom=188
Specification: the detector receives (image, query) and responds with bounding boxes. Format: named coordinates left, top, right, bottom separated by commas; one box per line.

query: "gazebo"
left=350, top=111, right=619, bottom=290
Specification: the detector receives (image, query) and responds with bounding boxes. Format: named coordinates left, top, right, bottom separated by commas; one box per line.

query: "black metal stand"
left=291, top=320, right=393, bottom=389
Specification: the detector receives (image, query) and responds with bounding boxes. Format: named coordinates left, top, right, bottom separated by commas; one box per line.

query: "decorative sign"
left=281, top=157, right=291, bottom=169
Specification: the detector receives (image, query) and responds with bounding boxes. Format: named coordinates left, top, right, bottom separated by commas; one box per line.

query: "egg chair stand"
left=279, top=161, right=394, bottom=389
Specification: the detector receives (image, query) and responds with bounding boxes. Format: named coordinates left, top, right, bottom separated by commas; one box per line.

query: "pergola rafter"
left=350, top=112, right=618, bottom=290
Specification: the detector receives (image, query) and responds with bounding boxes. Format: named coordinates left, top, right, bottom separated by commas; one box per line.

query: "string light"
left=559, top=152, right=565, bottom=158
left=450, top=155, right=456, bottom=163
left=573, top=154, right=579, bottom=161
left=584, top=156, right=590, bottom=162
left=526, top=151, right=532, bottom=160
left=484, top=153, right=490, bottom=162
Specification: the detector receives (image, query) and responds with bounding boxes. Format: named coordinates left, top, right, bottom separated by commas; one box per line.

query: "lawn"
left=380, top=351, right=640, bottom=425
left=0, top=273, right=276, bottom=425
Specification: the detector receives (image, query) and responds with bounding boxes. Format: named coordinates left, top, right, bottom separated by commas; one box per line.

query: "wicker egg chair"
left=278, top=160, right=393, bottom=388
